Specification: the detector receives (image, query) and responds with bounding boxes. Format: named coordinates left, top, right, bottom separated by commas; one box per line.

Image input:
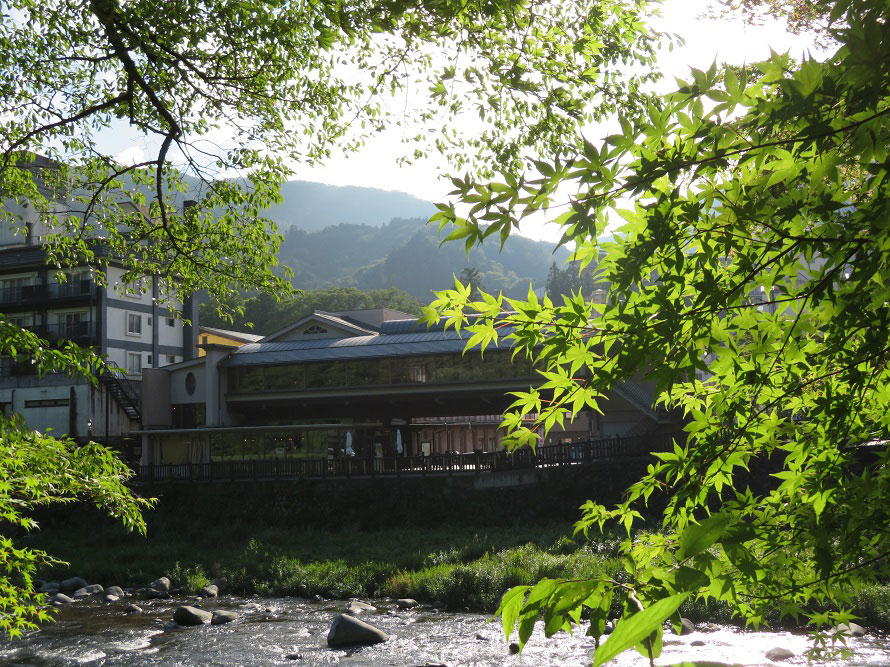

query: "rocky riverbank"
left=27, top=572, right=879, bottom=665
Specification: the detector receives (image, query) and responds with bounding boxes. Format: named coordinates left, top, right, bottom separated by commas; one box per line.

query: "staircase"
left=99, top=369, right=141, bottom=422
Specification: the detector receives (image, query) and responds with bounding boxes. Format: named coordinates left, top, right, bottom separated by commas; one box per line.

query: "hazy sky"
left=108, top=1, right=822, bottom=241
left=285, top=0, right=822, bottom=239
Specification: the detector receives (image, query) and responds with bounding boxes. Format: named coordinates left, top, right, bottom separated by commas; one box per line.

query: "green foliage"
left=200, top=286, right=423, bottom=334
left=168, top=562, right=211, bottom=594
left=0, top=318, right=152, bottom=636
left=429, top=0, right=890, bottom=660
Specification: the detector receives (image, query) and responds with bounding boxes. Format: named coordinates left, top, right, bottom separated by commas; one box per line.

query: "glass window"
left=304, top=361, right=346, bottom=388
left=127, top=312, right=142, bottom=335
left=304, top=325, right=327, bottom=334
left=127, top=352, right=142, bottom=374
left=166, top=317, right=175, bottom=326
left=348, top=358, right=389, bottom=386
left=264, top=365, right=303, bottom=391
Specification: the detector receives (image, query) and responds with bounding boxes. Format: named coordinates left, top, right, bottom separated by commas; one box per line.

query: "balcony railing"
left=133, top=434, right=675, bottom=484
left=23, top=320, right=97, bottom=343
left=0, top=280, right=95, bottom=306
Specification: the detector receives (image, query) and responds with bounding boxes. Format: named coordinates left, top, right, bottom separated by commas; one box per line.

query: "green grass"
left=24, top=514, right=623, bottom=611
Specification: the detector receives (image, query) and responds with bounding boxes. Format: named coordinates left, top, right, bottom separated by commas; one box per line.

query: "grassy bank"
left=28, top=517, right=890, bottom=630
left=25, top=516, right=624, bottom=613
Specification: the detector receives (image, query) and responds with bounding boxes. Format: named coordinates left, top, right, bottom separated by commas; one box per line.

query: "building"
left=0, top=180, right=197, bottom=451
left=196, top=326, right=263, bottom=355
left=139, top=309, right=677, bottom=469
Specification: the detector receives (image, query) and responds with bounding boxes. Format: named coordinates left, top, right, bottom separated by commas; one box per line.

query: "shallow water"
left=1, top=596, right=889, bottom=666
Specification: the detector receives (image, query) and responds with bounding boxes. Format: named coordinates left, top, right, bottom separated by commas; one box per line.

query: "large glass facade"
left=229, top=351, right=534, bottom=394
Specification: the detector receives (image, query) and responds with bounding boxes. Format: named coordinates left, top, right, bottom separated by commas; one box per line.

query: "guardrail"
left=132, top=434, right=675, bottom=484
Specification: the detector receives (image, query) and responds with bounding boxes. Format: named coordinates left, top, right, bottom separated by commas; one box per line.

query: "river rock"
left=38, top=581, right=60, bottom=594
left=834, top=622, right=866, bottom=637
left=105, top=586, right=125, bottom=597
left=347, top=599, right=376, bottom=614
left=327, top=613, right=389, bottom=647
left=150, top=576, right=171, bottom=592
left=509, top=642, right=520, bottom=654
left=200, top=584, right=219, bottom=598
left=141, top=588, right=170, bottom=599
left=60, top=576, right=88, bottom=592
left=396, top=598, right=418, bottom=610
left=285, top=653, right=303, bottom=660
left=173, top=605, right=213, bottom=626
left=103, top=594, right=120, bottom=603
left=697, top=622, right=722, bottom=633
left=52, top=593, right=74, bottom=604
left=765, top=647, right=795, bottom=662
left=73, top=584, right=104, bottom=598
left=691, top=639, right=706, bottom=646
left=211, top=610, right=240, bottom=625
left=675, top=617, right=696, bottom=635
left=124, top=603, right=143, bottom=614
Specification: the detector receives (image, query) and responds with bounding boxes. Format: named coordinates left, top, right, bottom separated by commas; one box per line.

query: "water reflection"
left=0, top=597, right=887, bottom=666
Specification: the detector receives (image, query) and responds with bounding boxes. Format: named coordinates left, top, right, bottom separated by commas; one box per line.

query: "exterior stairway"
left=99, top=368, right=141, bottom=422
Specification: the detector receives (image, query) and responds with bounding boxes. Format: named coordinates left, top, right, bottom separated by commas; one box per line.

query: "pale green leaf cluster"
left=433, top=0, right=890, bottom=661
left=0, top=320, right=152, bottom=637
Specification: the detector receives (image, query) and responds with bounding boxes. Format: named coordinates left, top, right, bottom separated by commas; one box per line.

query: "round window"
left=185, top=372, right=196, bottom=395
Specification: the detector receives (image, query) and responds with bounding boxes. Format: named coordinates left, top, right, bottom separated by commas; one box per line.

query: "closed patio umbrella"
left=395, top=428, right=403, bottom=455
left=345, top=431, right=355, bottom=456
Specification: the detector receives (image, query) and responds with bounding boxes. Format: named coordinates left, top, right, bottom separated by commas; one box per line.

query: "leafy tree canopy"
left=0, top=0, right=664, bottom=637
left=200, top=286, right=423, bottom=334
left=427, top=0, right=890, bottom=661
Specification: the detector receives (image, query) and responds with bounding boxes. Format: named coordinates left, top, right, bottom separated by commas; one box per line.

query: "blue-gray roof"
left=221, top=328, right=516, bottom=367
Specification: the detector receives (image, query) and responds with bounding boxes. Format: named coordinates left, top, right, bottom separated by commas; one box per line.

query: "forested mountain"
left=265, top=181, right=436, bottom=231
left=278, top=216, right=570, bottom=300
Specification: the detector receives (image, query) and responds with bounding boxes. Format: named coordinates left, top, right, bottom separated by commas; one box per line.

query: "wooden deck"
left=133, top=435, right=672, bottom=483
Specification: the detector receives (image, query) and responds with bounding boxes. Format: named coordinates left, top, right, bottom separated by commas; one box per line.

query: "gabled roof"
left=261, top=310, right=379, bottom=342
left=198, top=325, right=264, bottom=344
left=221, top=328, right=518, bottom=367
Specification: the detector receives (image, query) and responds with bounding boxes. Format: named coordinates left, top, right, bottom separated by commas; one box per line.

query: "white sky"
left=107, top=0, right=822, bottom=242
left=286, top=0, right=822, bottom=241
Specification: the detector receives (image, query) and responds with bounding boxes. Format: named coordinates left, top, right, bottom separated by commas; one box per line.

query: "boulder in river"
left=124, top=603, right=143, bottom=614
left=201, top=584, right=219, bottom=598
left=675, top=617, right=696, bottom=635
left=347, top=600, right=376, bottom=614
left=172, top=605, right=213, bottom=626
left=73, top=584, right=104, bottom=598
left=834, top=622, right=866, bottom=637
left=150, top=577, right=171, bottom=592
left=327, top=613, right=389, bottom=647
left=52, top=593, right=74, bottom=604
left=396, top=598, right=418, bottom=610
left=60, top=577, right=88, bottom=592
left=105, top=586, right=125, bottom=597
left=211, top=610, right=240, bottom=625
left=39, top=581, right=60, bottom=594
left=765, top=647, right=795, bottom=662
left=103, top=594, right=120, bottom=603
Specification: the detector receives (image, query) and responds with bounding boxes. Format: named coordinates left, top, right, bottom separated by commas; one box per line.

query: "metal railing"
left=133, top=434, right=674, bottom=484
left=23, top=320, right=97, bottom=343
left=0, top=280, right=95, bottom=305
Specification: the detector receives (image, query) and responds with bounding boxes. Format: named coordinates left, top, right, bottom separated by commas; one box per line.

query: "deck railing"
left=133, top=434, right=675, bottom=484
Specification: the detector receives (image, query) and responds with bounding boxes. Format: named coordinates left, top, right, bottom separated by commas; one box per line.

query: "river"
left=1, top=596, right=889, bottom=666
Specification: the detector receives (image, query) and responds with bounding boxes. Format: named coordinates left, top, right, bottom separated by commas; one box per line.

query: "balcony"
left=24, top=320, right=97, bottom=344
left=0, top=283, right=48, bottom=305
left=0, top=280, right=95, bottom=306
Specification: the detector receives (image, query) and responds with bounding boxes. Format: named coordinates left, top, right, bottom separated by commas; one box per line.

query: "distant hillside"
left=279, top=217, right=569, bottom=301
left=260, top=181, right=436, bottom=232
left=169, top=176, right=435, bottom=232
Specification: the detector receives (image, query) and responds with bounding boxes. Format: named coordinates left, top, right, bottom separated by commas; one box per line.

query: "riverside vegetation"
left=22, top=513, right=890, bottom=633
